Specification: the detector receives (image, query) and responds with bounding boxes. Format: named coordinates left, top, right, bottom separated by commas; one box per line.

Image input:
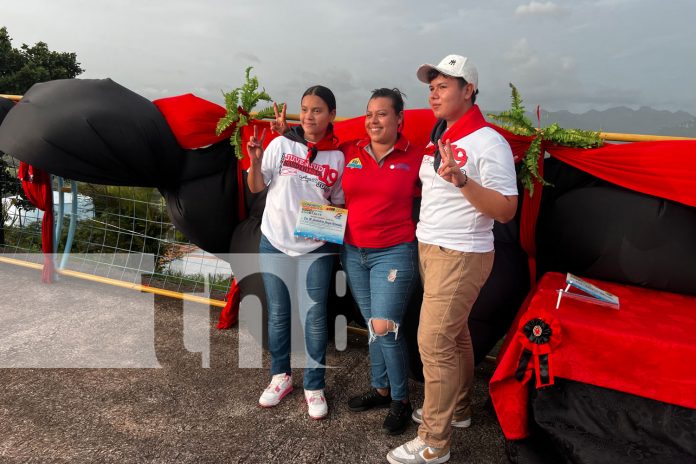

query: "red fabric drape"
left=153, top=94, right=233, bottom=149
left=547, top=141, right=696, bottom=208
left=17, top=162, right=54, bottom=282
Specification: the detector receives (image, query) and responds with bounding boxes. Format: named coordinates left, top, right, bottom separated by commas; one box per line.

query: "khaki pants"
left=416, top=242, right=494, bottom=448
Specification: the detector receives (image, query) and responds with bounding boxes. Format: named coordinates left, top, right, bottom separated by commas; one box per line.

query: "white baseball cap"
left=416, top=54, right=478, bottom=91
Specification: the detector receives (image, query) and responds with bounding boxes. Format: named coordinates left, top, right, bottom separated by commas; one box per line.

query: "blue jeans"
left=341, top=241, right=418, bottom=401
left=259, top=234, right=336, bottom=390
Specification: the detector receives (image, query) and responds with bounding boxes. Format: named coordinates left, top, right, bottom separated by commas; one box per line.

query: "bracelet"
left=454, top=170, right=468, bottom=188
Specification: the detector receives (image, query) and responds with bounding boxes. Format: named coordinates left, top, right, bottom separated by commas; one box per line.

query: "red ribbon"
left=515, top=311, right=562, bottom=387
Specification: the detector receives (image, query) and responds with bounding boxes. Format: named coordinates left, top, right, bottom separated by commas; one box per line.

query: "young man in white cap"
left=387, top=55, right=518, bottom=463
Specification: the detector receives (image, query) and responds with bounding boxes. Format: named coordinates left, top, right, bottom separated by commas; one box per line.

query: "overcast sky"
left=3, top=0, right=695, bottom=117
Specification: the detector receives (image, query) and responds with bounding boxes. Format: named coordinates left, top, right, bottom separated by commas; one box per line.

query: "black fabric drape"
left=506, top=378, right=696, bottom=464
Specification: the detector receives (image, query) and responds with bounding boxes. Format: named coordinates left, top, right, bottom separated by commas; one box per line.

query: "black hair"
left=426, top=69, right=478, bottom=104
left=369, top=88, right=406, bottom=114
left=302, top=85, right=337, bottom=113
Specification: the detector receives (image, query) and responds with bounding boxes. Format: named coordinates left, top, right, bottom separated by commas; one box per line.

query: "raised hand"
left=437, top=138, right=467, bottom=188
left=270, top=102, right=288, bottom=135
left=247, top=125, right=267, bottom=166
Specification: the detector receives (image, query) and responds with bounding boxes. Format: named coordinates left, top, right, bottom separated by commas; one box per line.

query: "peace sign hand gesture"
left=247, top=125, right=268, bottom=167
left=270, top=102, right=288, bottom=135
left=437, top=138, right=468, bottom=188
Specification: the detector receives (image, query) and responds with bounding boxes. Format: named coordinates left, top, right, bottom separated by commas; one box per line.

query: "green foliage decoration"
left=488, top=83, right=603, bottom=196
left=216, top=67, right=276, bottom=159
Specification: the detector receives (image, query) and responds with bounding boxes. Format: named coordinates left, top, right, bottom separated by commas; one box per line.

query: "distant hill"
left=484, top=106, right=696, bottom=137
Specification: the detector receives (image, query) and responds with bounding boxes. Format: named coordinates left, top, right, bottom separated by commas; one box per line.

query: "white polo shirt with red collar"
left=340, top=135, right=423, bottom=248
left=260, top=135, right=345, bottom=256
left=417, top=124, right=518, bottom=253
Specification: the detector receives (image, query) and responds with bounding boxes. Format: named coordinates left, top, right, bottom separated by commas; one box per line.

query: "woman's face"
left=365, top=97, right=402, bottom=146
left=300, top=94, right=336, bottom=142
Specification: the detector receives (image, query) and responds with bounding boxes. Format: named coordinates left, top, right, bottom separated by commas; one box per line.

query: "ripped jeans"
left=341, top=241, right=418, bottom=401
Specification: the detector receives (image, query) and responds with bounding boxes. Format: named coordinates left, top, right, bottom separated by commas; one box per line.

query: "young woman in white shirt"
left=247, top=85, right=345, bottom=420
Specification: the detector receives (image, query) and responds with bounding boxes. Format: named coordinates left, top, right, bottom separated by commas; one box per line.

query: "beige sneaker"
left=387, top=436, right=450, bottom=464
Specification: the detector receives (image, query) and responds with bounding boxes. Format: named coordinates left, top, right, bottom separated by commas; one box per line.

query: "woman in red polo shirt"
left=341, top=89, right=423, bottom=435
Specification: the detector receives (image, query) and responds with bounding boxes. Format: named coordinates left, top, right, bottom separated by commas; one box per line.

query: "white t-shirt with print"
left=417, top=126, right=518, bottom=253
left=259, top=135, right=345, bottom=256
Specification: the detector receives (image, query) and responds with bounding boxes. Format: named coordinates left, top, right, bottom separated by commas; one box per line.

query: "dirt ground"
left=0, top=264, right=507, bottom=463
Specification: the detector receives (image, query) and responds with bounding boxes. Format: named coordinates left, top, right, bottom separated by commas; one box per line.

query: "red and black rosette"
left=514, top=312, right=562, bottom=388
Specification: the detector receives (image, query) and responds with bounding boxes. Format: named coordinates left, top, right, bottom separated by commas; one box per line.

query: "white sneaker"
left=259, top=373, right=293, bottom=407
left=304, top=389, right=328, bottom=420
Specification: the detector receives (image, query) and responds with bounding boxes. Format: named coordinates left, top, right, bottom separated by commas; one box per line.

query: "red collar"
left=442, top=104, right=488, bottom=142
left=425, top=105, right=488, bottom=155
left=305, top=129, right=339, bottom=153
left=357, top=133, right=410, bottom=153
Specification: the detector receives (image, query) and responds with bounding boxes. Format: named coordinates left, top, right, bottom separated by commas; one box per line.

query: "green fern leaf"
left=218, top=66, right=276, bottom=159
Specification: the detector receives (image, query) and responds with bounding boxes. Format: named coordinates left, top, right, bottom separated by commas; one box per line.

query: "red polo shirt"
left=340, top=135, right=423, bottom=248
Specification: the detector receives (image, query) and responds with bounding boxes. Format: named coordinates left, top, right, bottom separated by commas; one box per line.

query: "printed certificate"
left=294, top=201, right=348, bottom=244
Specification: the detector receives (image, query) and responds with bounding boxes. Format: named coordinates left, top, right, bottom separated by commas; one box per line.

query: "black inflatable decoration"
left=160, top=141, right=238, bottom=254
left=537, top=158, right=696, bottom=296
left=0, top=79, right=183, bottom=188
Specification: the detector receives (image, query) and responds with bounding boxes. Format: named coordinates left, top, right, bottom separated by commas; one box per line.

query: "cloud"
left=497, top=38, right=643, bottom=112
left=515, top=1, right=567, bottom=16
left=590, top=0, right=632, bottom=8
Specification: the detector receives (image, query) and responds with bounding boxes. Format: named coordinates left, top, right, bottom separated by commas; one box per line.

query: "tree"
left=0, top=26, right=84, bottom=95
left=0, top=26, right=84, bottom=244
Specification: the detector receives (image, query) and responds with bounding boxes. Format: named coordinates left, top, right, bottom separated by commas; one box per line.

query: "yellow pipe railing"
left=0, top=255, right=370, bottom=337
left=0, top=255, right=226, bottom=307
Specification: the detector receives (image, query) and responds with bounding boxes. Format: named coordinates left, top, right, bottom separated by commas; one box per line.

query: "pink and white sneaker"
left=304, top=389, right=328, bottom=420
left=259, top=373, right=293, bottom=407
